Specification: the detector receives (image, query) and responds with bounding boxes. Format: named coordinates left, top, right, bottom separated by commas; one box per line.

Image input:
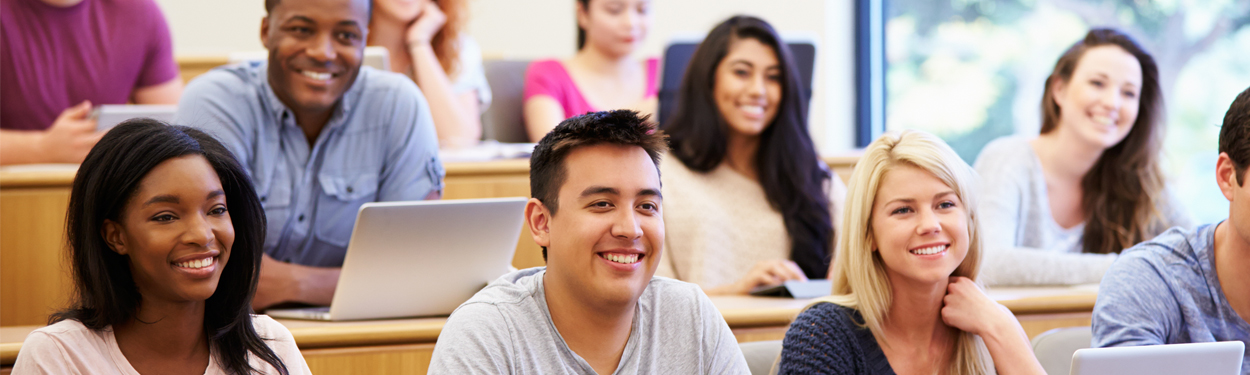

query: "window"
left=877, top=0, right=1250, bottom=223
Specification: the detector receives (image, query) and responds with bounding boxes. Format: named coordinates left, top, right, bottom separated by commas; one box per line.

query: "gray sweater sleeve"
left=973, top=138, right=1117, bottom=286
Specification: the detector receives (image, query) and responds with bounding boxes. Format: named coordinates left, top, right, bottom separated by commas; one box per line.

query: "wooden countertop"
left=0, top=285, right=1096, bottom=365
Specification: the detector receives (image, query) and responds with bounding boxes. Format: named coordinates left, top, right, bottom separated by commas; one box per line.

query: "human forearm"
left=980, top=312, right=1045, bottom=375
left=0, top=130, right=47, bottom=165
left=979, top=247, right=1117, bottom=286
left=290, top=263, right=341, bottom=306
left=409, top=43, right=481, bottom=148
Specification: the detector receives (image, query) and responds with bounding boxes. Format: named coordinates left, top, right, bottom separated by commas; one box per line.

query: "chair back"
left=482, top=59, right=533, bottom=143
left=1032, top=326, right=1093, bottom=375
left=739, top=340, right=784, bottom=375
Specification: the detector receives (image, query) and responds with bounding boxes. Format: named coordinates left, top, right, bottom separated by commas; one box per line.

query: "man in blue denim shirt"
left=1092, top=86, right=1250, bottom=373
left=175, top=0, right=443, bottom=310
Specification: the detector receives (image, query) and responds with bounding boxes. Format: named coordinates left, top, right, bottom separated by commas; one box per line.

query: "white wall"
left=154, top=0, right=856, bottom=153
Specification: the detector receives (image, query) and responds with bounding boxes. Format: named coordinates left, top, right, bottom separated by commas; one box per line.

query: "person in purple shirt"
left=1092, top=86, right=1250, bottom=373
left=0, top=0, right=183, bottom=165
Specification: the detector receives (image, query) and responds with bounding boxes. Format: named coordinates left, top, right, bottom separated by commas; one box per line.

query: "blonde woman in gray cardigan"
left=974, top=28, right=1192, bottom=286
left=657, top=16, right=845, bottom=294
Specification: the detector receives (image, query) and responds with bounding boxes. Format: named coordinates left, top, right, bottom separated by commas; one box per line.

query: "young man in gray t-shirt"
left=428, top=110, right=749, bottom=374
left=1092, top=86, right=1250, bottom=372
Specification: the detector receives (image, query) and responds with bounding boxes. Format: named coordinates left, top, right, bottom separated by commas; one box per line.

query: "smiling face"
left=577, top=0, right=651, bottom=56
left=373, top=0, right=428, bottom=22
left=103, top=155, right=234, bottom=304
left=262, top=0, right=369, bottom=116
left=714, top=37, right=782, bottom=140
left=871, top=164, right=969, bottom=287
left=1052, top=45, right=1143, bottom=150
left=535, top=143, right=664, bottom=307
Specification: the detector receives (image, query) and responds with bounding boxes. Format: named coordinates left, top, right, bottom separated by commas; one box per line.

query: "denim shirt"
left=175, top=62, right=444, bottom=267
left=1092, top=222, right=1250, bottom=373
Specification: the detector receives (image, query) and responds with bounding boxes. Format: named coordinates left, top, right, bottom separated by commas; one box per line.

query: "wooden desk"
left=0, top=288, right=1094, bottom=374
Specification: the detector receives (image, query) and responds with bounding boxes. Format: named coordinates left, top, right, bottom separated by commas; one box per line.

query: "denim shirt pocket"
left=314, top=172, right=381, bottom=248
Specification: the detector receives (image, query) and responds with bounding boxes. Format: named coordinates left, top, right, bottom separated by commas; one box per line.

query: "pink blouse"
left=523, top=58, right=659, bottom=119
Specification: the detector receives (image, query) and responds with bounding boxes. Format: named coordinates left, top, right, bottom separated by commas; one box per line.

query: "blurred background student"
left=973, top=28, right=1192, bottom=286
left=13, top=120, right=308, bottom=374
left=658, top=16, right=845, bottom=295
left=522, top=0, right=657, bottom=141
left=0, top=0, right=183, bottom=165
left=369, top=0, right=492, bottom=148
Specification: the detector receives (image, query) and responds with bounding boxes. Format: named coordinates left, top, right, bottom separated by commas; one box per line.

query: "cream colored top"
left=12, top=315, right=311, bottom=375
left=657, top=156, right=845, bottom=290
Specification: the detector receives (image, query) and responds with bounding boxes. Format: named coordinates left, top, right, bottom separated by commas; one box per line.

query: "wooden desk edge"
left=286, top=322, right=444, bottom=349
left=1001, top=294, right=1098, bottom=315
left=0, top=343, right=19, bottom=365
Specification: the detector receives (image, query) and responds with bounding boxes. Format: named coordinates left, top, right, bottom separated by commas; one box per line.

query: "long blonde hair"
left=818, top=130, right=993, bottom=374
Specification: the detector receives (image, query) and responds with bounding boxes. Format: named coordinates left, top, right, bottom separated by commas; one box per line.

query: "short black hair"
left=530, top=110, right=667, bottom=260
left=265, top=0, right=372, bottom=21
left=1221, top=86, right=1250, bottom=186
left=55, top=119, right=288, bottom=375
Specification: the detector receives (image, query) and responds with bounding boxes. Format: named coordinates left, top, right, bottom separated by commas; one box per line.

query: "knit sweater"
left=972, top=136, right=1194, bottom=286
left=656, top=156, right=846, bottom=289
left=778, top=303, right=894, bottom=375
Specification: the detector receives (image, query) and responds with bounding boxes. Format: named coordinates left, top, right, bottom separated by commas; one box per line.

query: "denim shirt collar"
left=256, top=61, right=364, bottom=134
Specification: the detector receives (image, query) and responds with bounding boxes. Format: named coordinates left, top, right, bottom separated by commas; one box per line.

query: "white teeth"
left=910, top=245, right=947, bottom=255
left=301, top=71, right=332, bottom=80
left=176, top=257, right=214, bottom=269
left=1091, top=114, right=1115, bottom=126
left=601, top=253, right=639, bottom=264
left=740, top=105, right=764, bottom=115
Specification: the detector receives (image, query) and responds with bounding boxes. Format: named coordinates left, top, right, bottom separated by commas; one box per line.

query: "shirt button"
left=346, top=186, right=353, bottom=193
left=298, top=214, right=306, bottom=222
left=260, top=196, right=267, bottom=202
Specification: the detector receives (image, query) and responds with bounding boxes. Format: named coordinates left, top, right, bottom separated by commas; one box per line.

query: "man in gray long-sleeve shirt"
left=1092, top=86, right=1250, bottom=373
left=428, top=111, right=749, bottom=374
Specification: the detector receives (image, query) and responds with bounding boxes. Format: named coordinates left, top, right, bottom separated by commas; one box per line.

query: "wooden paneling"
left=303, top=343, right=434, bottom=375
left=0, top=188, right=73, bottom=326
left=178, top=56, right=230, bottom=85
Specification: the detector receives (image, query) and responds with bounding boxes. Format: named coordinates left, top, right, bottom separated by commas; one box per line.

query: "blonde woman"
left=777, top=130, right=1043, bottom=374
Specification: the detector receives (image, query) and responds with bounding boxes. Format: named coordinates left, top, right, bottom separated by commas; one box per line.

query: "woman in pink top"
left=522, top=0, right=659, bottom=142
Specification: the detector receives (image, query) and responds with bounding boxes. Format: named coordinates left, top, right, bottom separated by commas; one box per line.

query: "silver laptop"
left=1070, top=341, right=1245, bottom=375
left=267, top=197, right=527, bottom=321
left=94, top=104, right=177, bottom=131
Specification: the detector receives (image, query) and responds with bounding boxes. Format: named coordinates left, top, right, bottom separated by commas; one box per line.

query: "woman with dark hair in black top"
left=13, top=118, right=310, bottom=374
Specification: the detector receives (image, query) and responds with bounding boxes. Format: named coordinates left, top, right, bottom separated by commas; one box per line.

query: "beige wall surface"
left=153, top=0, right=856, bottom=153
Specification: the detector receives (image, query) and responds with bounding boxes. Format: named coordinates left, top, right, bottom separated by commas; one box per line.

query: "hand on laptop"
left=253, top=253, right=342, bottom=312
left=709, top=259, right=807, bottom=295
left=43, top=101, right=104, bottom=163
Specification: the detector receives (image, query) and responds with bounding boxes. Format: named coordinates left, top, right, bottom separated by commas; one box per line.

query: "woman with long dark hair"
left=13, top=119, right=309, bottom=374
left=658, top=15, right=845, bottom=294
left=973, top=28, right=1192, bottom=285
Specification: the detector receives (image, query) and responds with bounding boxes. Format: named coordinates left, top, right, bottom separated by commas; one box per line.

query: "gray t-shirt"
left=973, top=136, right=1193, bottom=285
left=428, top=267, right=750, bottom=374
left=1091, top=222, right=1250, bottom=373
